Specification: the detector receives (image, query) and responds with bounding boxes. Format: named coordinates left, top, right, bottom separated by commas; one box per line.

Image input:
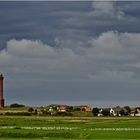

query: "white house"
left=110, top=107, right=122, bottom=116
left=110, top=108, right=117, bottom=116
left=135, top=108, right=140, bottom=116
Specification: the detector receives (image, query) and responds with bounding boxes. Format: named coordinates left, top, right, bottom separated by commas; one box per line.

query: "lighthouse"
left=0, top=74, right=4, bottom=108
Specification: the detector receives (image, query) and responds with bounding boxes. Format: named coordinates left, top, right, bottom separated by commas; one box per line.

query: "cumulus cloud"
left=88, top=31, right=137, bottom=62
left=1, top=31, right=140, bottom=104
left=6, top=39, right=58, bottom=59
left=1, top=31, right=140, bottom=84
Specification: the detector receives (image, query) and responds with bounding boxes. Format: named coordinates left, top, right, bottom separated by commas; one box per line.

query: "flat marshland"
left=0, top=116, right=140, bottom=139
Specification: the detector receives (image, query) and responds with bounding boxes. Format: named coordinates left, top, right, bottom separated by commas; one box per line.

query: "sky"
left=0, top=1, right=140, bottom=107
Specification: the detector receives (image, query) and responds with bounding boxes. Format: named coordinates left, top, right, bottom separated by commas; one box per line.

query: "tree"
left=67, top=106, right=74, bottom=112
left=119, top=109, right=125, bottom=116
left=10, top=103, right=25, bottom=108
left=28, top=107, right=34, bottom=112
left=34, top=109, right=38, bottom=115
left=92, top=108, right=99, bottom=116
left=116, top=106, right=123, bottom=116
left=124, top=106, right=131, bottom=115
left=73, top=107, right=81, bottom=111
left=101, top=109, right=110, bottom=116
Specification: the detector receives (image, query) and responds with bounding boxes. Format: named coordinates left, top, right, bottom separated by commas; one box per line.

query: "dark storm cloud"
left=0, top=1, right=92, bottom=49
left=0, top=1, right=140, bottom=106
left=0, top=1, right=140, bottom=49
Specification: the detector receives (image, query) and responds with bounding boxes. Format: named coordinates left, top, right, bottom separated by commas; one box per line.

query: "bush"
left=102, top=109, right=110, bottom=116
left=67, top=106, right=74, bottom=112
left=123, top=106, right=131, bottom=115
left=5, top=112, right=31, bottom=116
left=10, top=103, right=25, bottom=108
left=73, top=107, right=81, bottom=111
left=55, top=112, right=73, bottom=116
left=92, top=108, right=99, bottom=116
left=28, top=107, right=34, bottom=112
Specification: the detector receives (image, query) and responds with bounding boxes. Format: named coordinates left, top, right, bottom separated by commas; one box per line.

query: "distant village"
left=0, top=103, right=140, bottom=117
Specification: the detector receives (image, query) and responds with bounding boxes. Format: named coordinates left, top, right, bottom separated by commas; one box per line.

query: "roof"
left=111, top=107, right=122, bottom=112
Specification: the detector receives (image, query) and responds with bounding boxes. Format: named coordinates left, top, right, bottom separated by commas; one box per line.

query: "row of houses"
left=48, top=104, right=92, bottom=113
left=45, top=104, right=140, bottom=116
left=111, top=107, right=140, bottom=116
left=1, top=103, right=140, bottom=117
left=97, top=106, right=140, bottom=117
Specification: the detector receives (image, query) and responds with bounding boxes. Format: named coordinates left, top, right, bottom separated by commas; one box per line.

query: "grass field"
left=1, top=139, right=139, bottom=140
left=0, top=116, right=140, bottom=139
left=0, top=139, right=139, bottom=140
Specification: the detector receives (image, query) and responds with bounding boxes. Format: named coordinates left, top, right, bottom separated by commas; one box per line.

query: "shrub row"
left=4, top=112, right=31, bottom=116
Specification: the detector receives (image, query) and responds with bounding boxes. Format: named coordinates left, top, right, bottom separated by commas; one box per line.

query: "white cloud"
left=86, top=31, right=137, bottom=63
left=6, top=39, right=58, bottom=59
left=92, top=1, right=115, bottom=17
left=1, top=31, right=140, bottom=85
left=1, top=31, right=140, bottom=104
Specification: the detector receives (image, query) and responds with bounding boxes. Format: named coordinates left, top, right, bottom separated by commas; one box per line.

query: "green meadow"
left=0, top=116, right=140, bottom=139
left=0, top=139, right=139, bottom=140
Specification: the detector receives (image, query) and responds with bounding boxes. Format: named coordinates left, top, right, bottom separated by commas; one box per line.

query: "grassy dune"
left=0, top=116, right=140, bottom=139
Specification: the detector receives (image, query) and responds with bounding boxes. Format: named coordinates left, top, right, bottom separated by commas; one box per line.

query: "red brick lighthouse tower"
left=0, top=74, right=4, bottom=108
